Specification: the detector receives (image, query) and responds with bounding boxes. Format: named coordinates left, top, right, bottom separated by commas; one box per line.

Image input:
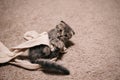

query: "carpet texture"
left=0, top=0, right=120, bottom=80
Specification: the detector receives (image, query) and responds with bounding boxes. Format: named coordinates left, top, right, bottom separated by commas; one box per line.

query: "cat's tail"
left=34, top=59, right=70, bottom=75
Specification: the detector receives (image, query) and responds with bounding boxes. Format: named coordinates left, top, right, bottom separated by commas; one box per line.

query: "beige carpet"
left=0, top=0, right=120, bottom=80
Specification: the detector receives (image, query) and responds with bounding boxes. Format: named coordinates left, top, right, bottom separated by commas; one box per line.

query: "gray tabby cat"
left=29, top=21, right=75, bottom=75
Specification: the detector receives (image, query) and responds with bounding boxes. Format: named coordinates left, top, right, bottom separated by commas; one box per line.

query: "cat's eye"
left=59, top=29, right=62, bottom=32
left=64, top=34, right=68, bottom=37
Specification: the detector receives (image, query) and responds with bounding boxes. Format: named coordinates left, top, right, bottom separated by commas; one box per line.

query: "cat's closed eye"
left=59, top=29, right=62, bottom=32
left=64, top=34, right=68, bottom=37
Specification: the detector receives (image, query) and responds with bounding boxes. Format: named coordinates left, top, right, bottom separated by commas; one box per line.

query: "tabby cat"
left=29, top=21, right=75, bottom=75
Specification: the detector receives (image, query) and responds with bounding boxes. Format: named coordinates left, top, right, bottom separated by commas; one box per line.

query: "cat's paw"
left=50, top=39, right=65, bottom=49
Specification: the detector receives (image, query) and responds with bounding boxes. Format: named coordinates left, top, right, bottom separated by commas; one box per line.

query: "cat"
left=48, top=21, right=75, bottom=52
left=29, top=21, right=75, bottom=75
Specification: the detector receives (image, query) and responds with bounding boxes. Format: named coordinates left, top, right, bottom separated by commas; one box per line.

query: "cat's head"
left=56, top=21, right=75, bottom=42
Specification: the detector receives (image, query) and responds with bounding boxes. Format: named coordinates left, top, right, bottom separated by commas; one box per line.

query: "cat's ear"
left=71, top=30, right=75, bottom=35
left=61, top=21, right=65, bottom=23
left=59, top=21, right=66, bottom=28
left=60, top=21, right=66, bottom=25
left=61, top=21, right=75, bottom=35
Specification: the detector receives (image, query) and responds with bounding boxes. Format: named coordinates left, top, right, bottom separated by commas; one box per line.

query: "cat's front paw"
left=50, top=39, right=65, bottom=49
left=57, top=41, right=65, bottom=49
